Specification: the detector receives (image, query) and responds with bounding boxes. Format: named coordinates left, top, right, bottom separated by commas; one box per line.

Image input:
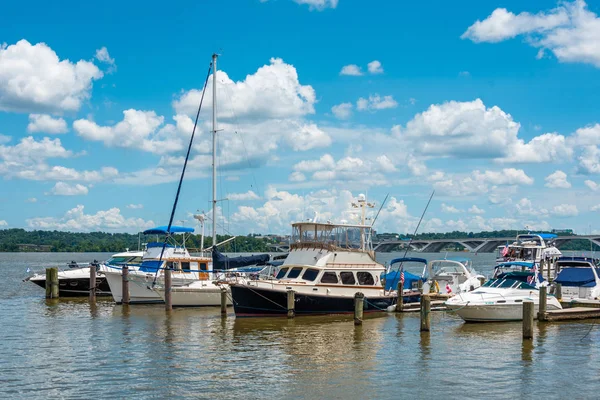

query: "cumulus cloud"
left=0, top=39, right=103, bottom=113
left=26, top=197, right=37, bottom=203
left=127, top=204, right=144, bottom=209
left=544, top=170, right=571, bottom=188
left=516, top=197, right=548, bottom=216
left=293, top=0, right=338, bottom=11
left=441, top=203, right=461, bottom=213
left=356, top=94, right=398, bottom=111
left=462, top=1, right=600, bottom=68
left=433, top=168, right=533, bottom=196
left=228, top=190, right=260, bottom=201
left=289, top=171, right=306, bottom=182
left=367, top=60, right=384, bottom=74
left=551, top=203, right=579, bottom=217
left=95, top=46, right=116, bottom=73
left=26, top=205, right=154, bottom=233
left=468, top=205, right=485, bottom=214
left=27, top=114, right=68, bottom=134
left=331, top=102, right=353, bottom=119
left=578, top=145, right=600, bottom=174
left=585, top=180, right=600, bottom=191
left=48, top=182, right=89, bottom=196
left=339, top=64, right=363, bottom=76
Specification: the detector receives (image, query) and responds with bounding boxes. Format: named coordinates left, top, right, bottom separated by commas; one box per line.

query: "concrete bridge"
left=374, top=235, right=600, bottom=253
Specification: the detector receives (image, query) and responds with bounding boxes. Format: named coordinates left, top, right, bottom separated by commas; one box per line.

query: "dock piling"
left=420, top=294, right=431, bottom=332
left=287, top=289, right=295, bottom=318
left=89, top=263, right=96, bottom=302
left=417, top=279, right=423, bottom=294
left=122, top=266, right=129, bottom=305
left=354, top=292, right=364, bottom=326
left=555, top=283, right=562, bottom=301
left=46, top=267, right=59, bottom=299
left=164, top=268, right=172, bottom=311
left=538, top=286, right=547, bottom=321
left=220, top=287, right=228, bottom=316
left=523, top=301, right=534, bottom=339
left=396, top=281, right=404, bottom=312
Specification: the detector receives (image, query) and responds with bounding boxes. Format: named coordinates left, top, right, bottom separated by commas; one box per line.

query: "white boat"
left=229, top=194, right=396, bottom=317
left=99, top=226, right=212, bottom=304
left=26, top=251, right=143, bottom=297
left=554, top=257, right=600, bottom=300
left=497, top=233, right=562, bottom=270
left=445, top=271, right=562, bottom=322
left=421, top=258, right=484, bottom=294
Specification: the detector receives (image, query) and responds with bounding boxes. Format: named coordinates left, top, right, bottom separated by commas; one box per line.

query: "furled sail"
left=212, top=247, right=270, bottom=270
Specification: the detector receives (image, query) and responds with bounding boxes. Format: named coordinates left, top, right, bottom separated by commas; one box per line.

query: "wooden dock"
left=400, top=300, right=447, bottom=312
left=543, top=307, right=600, bottom=321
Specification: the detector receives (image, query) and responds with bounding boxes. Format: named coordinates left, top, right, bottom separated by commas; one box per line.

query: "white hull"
left=155, top=284, right=232, bottom=307
left=103, top=269, right=162, bottom=303
left=446, top=302, right=561, bottom=322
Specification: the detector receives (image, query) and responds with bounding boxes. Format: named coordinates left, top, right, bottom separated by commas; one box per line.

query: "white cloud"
left=356, top=94, right=398, bottom=111
left=0, top=220, right=7, bottom=227
left=500, top=132, right=572, bottom=163
left=27, top=114, right=68, bottom=134
left=462, top=1, right=600, bottom=68
left=544, top=170, right=571, bottom=188
left=48, top=182, right=89, bottom=196
left=74, top=109, right=186, bottom=155
left=127, top=204, right=144, bottom=209
left=569, top=123, right=600, bottom=146
left=468, top=205, right=485, bottom=214
left=293, top=0, right=338, bottom=11
left=591, top=204, right=600, bottom=211
left=289, top=171, right=306, bottom=182
left=516, top=197, right=548, bottom=216
left=0, top=39, right=103, bottom=112
left=433, top=168, right=533, bottom=197
left=26, top=205, right=154, bottom=233
left=331, top=102, right=353, bottom=119
left=367, top=60, right=384, bottom=74
left=585, top=180, right=600, bottom=191
left=0, top=134, right=10, bottom=144
left=228, top=190, right=260, bottom=201
left=551, top=203, right=579, bottom=217
left=95, top=46, right=116, bottom=73
left=578, top=145, right=600, bottom=174
left=441, top=203, right=461, bottom=213
left=26, top=197, right=37, bottom=203
left=293, top=154, right=336, bottom=172
left=284, top=123, right=332, bottom=151
left=375, top=155, right=397, bottom=173
left=340, top=64, right=363, bottom=76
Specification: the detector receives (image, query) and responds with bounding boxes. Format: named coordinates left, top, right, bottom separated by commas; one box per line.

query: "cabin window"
left=357, top=272, right=375, bottom=285
left=340, top=272, right=356, bottom=285
left=167, top=261, right=176, bottom=270
left=199, top=263, right=208, bottom=271
left=181, top=262, right=190, bottom=271
left=287, top=267, right=303, bottom=279
left=302, top=268, right=319, bottom=281
left=276, top=267, right=289, bottom=279
left=320, top=272, right=338, bottom=284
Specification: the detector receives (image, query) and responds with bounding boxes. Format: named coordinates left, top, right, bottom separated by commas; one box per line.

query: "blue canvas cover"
left=382, top=270, right=423, bottom=291
left=554, top=267, right=600, bottom=287
left=212, top=247, right=270, bottom=270
left=139, top=260, right=163, bottom=272
left=143, top=225, right=195, bottom=235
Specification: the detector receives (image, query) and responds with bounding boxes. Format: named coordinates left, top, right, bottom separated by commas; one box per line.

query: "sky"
left=1, top=0, right=600, bottom=236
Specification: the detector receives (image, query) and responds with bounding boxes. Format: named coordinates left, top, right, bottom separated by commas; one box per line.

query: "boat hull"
left=230, top=284, right=394, bottom=317
left=103, top=270, right=163, bottom=304
left=29, top=274, right=111, bottom=297
left=157, top=285, right=232, bottom=307
left=446, top=302, right=562, bottom=322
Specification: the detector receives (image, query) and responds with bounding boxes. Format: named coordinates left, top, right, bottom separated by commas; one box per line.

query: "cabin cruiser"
left=25, top=251, right=143, bottom=297
left=553, top=257, right=600, bottom=301
left=99, top=226, right=212, bottom=304
left=229, top=195, right=396, bottom=317
left=422, top=258, right=484, bottom=294
left=445, top=271, right=562, bottom=322
left=497, top=233, right=562, bottom=268
left=382, top=257, right=426, bottom=303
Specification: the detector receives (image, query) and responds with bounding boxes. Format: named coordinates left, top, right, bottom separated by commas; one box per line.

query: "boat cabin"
left=274, top=265, right=381, bottom=287
left=554, top=257, right=600, bottom=300
left=290, top=222, right=374, bottom=254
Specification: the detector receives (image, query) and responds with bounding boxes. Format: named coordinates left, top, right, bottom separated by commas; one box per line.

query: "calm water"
left=1, top=252, right=600, bottom=399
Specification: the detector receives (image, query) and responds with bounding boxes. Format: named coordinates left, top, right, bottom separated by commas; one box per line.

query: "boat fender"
left=433, top=280, right=440, bottom=293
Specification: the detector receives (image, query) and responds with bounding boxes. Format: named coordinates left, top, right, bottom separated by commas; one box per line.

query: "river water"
left=1, top=252, right=599, bottom=399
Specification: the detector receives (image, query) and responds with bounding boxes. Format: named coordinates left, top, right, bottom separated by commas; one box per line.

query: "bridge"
left=373, top=235, right=600, bottom=253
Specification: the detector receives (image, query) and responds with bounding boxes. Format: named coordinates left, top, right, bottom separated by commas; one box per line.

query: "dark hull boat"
left=231, top=284, right=394, bottom=317
left=30, top=275, right=111, bottom=297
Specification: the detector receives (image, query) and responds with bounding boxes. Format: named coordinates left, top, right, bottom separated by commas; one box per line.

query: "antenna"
left=398, top=190, right=435, bottom=270
left=371, top=193, right=389, bottom=227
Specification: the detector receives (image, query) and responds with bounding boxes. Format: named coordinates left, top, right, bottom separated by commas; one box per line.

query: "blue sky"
left=1, top=0, right=600, bottom=235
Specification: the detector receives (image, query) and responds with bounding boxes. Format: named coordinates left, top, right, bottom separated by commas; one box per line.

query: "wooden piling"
left=354, top=292, right=364, bottom=326
left=122, top=266, right=129, bottom=305
left=523, top=301, right=534, bottom=340
left=417, top=279, right=423, bottom=294
left=45, top=268, right=52, bottom=298
left=287, top=289, right=295, bottom=318
left=164, top=267, right=172, bottom=311
left=555, top=283, right=562, bottom=301
left=538, top=286, right=547, bottom=321
left=396, top=281, right=404, bottom=312
left=46, top=267, right=59, bottom=299
left=89, top=263, right=96, bottom=302
left=220, top=287, right=228, bottom=316
left=420, top=294, right=431, bottom=332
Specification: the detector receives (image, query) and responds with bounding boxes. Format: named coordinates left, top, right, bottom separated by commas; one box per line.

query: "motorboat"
left=497, top=233, right=562, bottom=272
left=25, top=250, right=143, bottom=297
left=99, top=225, right=212, bottom=304
left=381, top=257, right=426, bottom=303
left=445, top=271, right=562, bottom=322
left=553, top=257, right=600, bottom=301
left=422, top=258, right=484, bottom=294
left=229, top=194, right=396, bottom=317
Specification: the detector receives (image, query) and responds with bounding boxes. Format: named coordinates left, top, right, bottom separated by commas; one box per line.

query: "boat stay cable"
left=151, top=60, right=213, bottom=287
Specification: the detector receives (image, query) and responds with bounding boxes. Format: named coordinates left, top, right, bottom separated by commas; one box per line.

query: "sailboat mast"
left=212, top=53, right=218, bottom=250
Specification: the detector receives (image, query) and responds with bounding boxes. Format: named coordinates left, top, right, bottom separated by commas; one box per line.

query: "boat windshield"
left=291, top=222, right=372, bottom=251
left=430, top=261, right=466, bottom=275
left=482, top=278, right=536, bottom=290
left=106, top=256, right=134, bottom=265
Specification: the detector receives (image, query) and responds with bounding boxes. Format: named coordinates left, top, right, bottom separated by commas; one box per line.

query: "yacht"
left=26, top=250, right=143, bottom=297
left=422, top=258, right=484, bottom=294
left=445, top=271, right=562, bottom=322
left=553, top=257, right=600, bottom=301
left=99, top=225, right=211, bottom=304
left=229, top=195, right=396, bottom=317
left=497, top=233, right=562, bottom=268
